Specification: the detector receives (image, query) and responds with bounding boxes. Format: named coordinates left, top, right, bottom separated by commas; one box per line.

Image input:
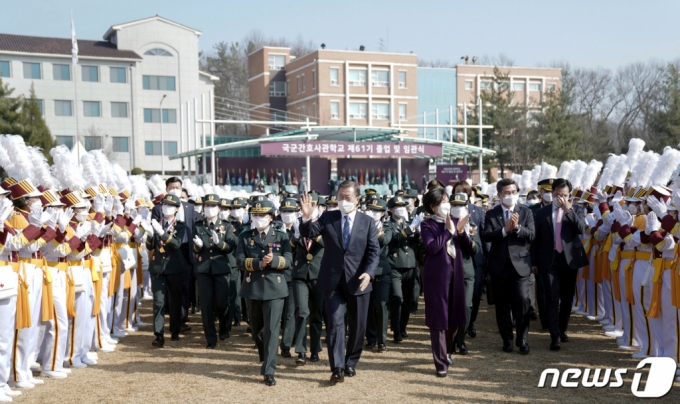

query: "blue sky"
left=3, top=0, right=680, bottom=70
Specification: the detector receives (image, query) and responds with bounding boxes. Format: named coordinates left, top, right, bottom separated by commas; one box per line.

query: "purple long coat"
left=420, top=218, right=470, bottom=330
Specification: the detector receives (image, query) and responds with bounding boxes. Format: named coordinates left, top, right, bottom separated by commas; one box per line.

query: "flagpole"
left=71, top=10, right=80, bottom=162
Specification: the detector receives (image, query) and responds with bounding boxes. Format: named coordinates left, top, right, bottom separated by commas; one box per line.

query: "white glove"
left=139, top=206, right=149, bottom=221
left=193, top=235, right=203, bottom=248
left=647, top=195, right=667, bottom=219
left=93, top=194, right=105, bottom=213
left=124, top=198, right=136, bottom=215
left=104, top=195, right=114, bottom=214
left=0, top=198, right=13, bottom=223
left=75, top=222, right=90, bottom=240
left=611, top=191, right=623, bottom=206
left=151, top=219, right=164, bottom=236
left=45, top=209, right=59, bottom=230
left=99, top=222, right=113, bottom=237
left=113, top=198, right=124, bottom=216
left=242, top=211, right=250, bottom=224
left=58, top=208, right=73, bottom=232
left=409, top=212, right=424, bottom=232
left=211, top=230, right=219, bottom=245
left=132, top=213, right=143, bottom=226
left=645, top=211, right=661, bottom=235
left=585, top=214, right=597, bottom=228
left=377, top=220, right=383, bottom=231
left=673, top=191, right=680, bottom=211
left=593, top=204, right=602, bottom=221
left=40, top=207, right=54, bottom=225
left=140, top=220, right=153, bottom=235
left=604, top=209, right=615, bottom=226
left=620, top=210, right=634, bottom=227
left=596, top=192, right=608, bottom=204
left=28, top=206, right=43, bottom=226
left=292, top=220, right=300, bottom=239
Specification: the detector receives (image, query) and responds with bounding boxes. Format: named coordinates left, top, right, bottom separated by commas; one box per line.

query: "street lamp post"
left=160, top=94, right=167, bottom=175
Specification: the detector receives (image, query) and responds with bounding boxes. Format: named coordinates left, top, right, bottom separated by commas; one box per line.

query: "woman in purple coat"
left=420, top=188, right=471, bottom=377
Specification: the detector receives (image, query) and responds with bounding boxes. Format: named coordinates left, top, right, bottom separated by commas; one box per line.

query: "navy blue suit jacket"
left=300, top=210, right=380, bottom=296
left=152, top=201, right=197, bottom=263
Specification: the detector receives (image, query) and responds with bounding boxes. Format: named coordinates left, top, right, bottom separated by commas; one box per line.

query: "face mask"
left=451, top=206, right=468, bottom=219
left=252, top=216, right=270, bottom=231
left=167, top=189, right=181, bottom=198
left=180, top=197, right=188, bottom=203
left=328, top=206, right=338, bottom=211
left=542, top=193, right=553, bottom=203
left=218, top=211, right=230, bottom=220
left=367, top=210, right=383, bottom=222
left=310, top=208, right=319, bottom=220
left=162, top=205, right=177, bottom=217
left=394, top=207, right=408, bottom=219
left=627, top=204, right=638, bottom=215
left=318, top=207, right=326, bottom=213
left=231, top=208, right=243, bottom=219
left=30, top=200, right=43, bottom=210
left=502, top=194, right=519, bottom=207
left=338, top=200, right=355, bottom=214
left=281, top=212, right=297, bottom=224
left=194, top=205, right=203, bottom=214
left=526, top=199, right=539, bottom=206
left=75, top=211, right=89, bottom=222
left=469, top=195, right=476, bottom=204
left=203, top=206, right=219, bottom=219
left=437, top=202, right=451, bottom=217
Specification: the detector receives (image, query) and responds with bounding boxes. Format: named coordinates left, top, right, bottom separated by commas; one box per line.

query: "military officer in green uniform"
left=230, top=196, right=249, bottom=325
left=326, top=193, right=338, bottom=211
left=385, top=195, right=423, bottom=343
left=220, top=198, right=241, bottom=334
left=317, top=196, right=327, bottom=215
left=364, top=198, right=392, bottom=352
left=236, top=196, right=292, bottom=387
left=193, top=194, right=238, bottom=349
left=278, top=197, right=301, bottom=358
left=147, top=194, right=187, bottom=348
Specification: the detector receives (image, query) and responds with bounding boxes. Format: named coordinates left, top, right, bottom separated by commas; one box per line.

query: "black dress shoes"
left=295, top=353, right=307, bottom=366
left=330, top=368, right=344, bottom=384
left=456, top=343, right=468, bottom=355
left=560, top=332, right=570, bottom=343
left=219, top=331, right=230, bottom=341
left=180, top=325, right=192, bottom=334
left=401, top=331, right=408, bottom=338
left=502, top=340, right=513, bottom=352
left=467, top=325, right=477, bottom=338
left=436, top=371, right=448, bottom=378
left=206, top=342, right=216, bottom=349
left=365, top=341, right=376, bottom=349
left=171, top=333, right=180, bottom=341
left=345, top=366, right=356, bottom=377
left=152, top=336, right=164, bottom=348
left=310, top=353, right=319, bottom=362
left=233, top=321, right=241, bottom=327
left=517, top=340, right=530, bottom=354
left=377, top=343, right=387, bottom=352
left=281, top=349, right=291, bottom=358
left=393, top=332, right=403, bottom=343
left=550, top=337, right=561, bottom=351
left=264, top=375, right=276, bottom=386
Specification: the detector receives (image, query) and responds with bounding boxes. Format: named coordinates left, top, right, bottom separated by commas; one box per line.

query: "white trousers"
left=143, top=270, right=151, bottom=298
left=11, top=264, right=41, bottom=382
left=608, top=268, right=623, bottom=331
left=631, top=262, right=659, bottom=356
left=66, top=268, right=94, bottom=365
left=38, top=268, right=67, bottom=372
left=123, top=269, right=138, bottom=329
left=574, top=265, right=586, bottom=311
left=619, top=259, right=636, bottom=346
left=94, top=272, right=111, bottom=348
left=586, top=250, right=604, bottom=317
left=112, top=269, right=127, bottom=333
left=0, top=266, right=17, bottom=391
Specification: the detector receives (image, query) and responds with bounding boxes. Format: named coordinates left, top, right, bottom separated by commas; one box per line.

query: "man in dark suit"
left=482, top=178, right=535, bottom=354
left=152, top=177, right=196, bottom=332
left=530, top=178, right=589, bottom=351
left=299, top=181, right=380, bottom=384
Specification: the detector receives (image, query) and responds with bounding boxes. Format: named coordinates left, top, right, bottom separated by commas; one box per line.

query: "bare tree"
left=478, top=52, right=515, bottom=67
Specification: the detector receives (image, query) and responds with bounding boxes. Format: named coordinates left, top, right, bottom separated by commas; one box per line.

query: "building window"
left=286, top=80, right=290, bottom=96
left=53, top=64, right=70, bottom=81
left=312, top=70, right=316, bottom=89
left=269, top=81, right=286, bottom=97
left=145, top=141, right=177, bottom=155
left=529, top=82, right=541, bottom=91
left=268, top=55, right=286, bottom=70
left=54, top=100, right=72, bottom=116
left=371, top=103, right=390, bottom=120
left=547, top=83, right=556, bottom=91
left=301, top=74, right=306, bottom=93
left=143, top=108, right=177, bottom=123
left=480, top=81, right=492, bottom=90
left=398, top=71, right=407, bottom=88
left=112, top=137, right=129, bottom=152
left=348, top=69, right=366, bottom=86
left=349, top=102, right=367, bottom=119
left=110, top=67, right=127, bottom=83
left=83, top=101, right=101, bottom=117
left=296, top=76, right=301, bottom=94
left=81, top=66, right=99, bottom=82
left=0, top=61, right=9, bottom=77
left=371, top=70, right=389, bottom=87
left=464, top=80, right=473, bottom=90
left=312, top=102, right=316, bottom=117
left=330, top=68, right=339, bottom=85
left=270, top=111, right=286, bottom=121
left=330, top=101, right=339, bottom=119
left=399, top=104, right=407, bottom=120
left=23, top=62, right=41, bottom=79
left=56, top=136, right=73, bottom=149
left=512, top=82, right=525, bottom=91
left=84, top=136, right=102, bottom=151
left=144, top=48, right=172, bottom=56
left=142, top=75, right=176, bottom=91
left=111, top=102, right=128, bottom=118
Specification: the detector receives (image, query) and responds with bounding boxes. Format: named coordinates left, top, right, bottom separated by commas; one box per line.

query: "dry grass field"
left=13, top=302, right=680, bottom=403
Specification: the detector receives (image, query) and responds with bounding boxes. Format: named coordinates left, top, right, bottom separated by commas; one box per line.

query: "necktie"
left=506, top=210, right=509, bottom=221
left=260, top=232, right=266, bottom=243
left=343, top=216, right=351, bottom=249
left=555, top=208, right=564, bottom=253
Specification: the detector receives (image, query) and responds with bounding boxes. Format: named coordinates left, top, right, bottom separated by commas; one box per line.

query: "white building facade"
left=0, top=15, right=217, bottom=173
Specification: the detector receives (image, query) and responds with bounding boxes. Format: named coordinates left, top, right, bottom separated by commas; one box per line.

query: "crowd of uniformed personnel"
left=2, top=133, right=680, bottom=396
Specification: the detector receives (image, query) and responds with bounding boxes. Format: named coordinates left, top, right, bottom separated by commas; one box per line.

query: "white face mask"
left=627, top=204, right=638, bottom=215
left=75, top=211, right=89, bottom=222
left=281, top=212, right=297, bottom=224
left=252, top=216, right=270, bottom=231
left=437, top=202, right=451, bottom=217
left=219, top=210, right=230, bottom=220
left=203, top=206, right=219, bottom=219
left=542, top=192, right=553, bottom=203
left=194, top=205, right=203, bottom=214
left=361, top=204, right=366, bottom=211
left=310, top=208, right=319, bottom=220
left=393, top=207, right=408, bottom=219
left=367, top=210, right=383, bottom=222
left=30, top=200, right=43, bottom=210
left=468, top=195, right=476, bottom=204
left=502, top=194, right=519, bottom=207
left=338, top=200, right=355, bottom=214
left=162, top=205, right=177, bottom=218
left=451, top=206, right=468, bottom=219
left=526, top=198, right=539, bottom=205
left=167, top=188, right=181, bottom=198
left=328, top=206, right=338, bottom=211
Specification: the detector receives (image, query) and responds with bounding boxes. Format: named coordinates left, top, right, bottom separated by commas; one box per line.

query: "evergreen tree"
left=22, top=83, right=55, bottom=162
left=0, top=78, right=25, bottom=135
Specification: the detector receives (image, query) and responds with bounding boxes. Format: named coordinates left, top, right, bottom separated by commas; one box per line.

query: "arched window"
left=144, top=48, right=173, bottom=56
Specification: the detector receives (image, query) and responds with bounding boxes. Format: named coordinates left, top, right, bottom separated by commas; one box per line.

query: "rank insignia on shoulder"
left=250, top=239, right=254, bottom=246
